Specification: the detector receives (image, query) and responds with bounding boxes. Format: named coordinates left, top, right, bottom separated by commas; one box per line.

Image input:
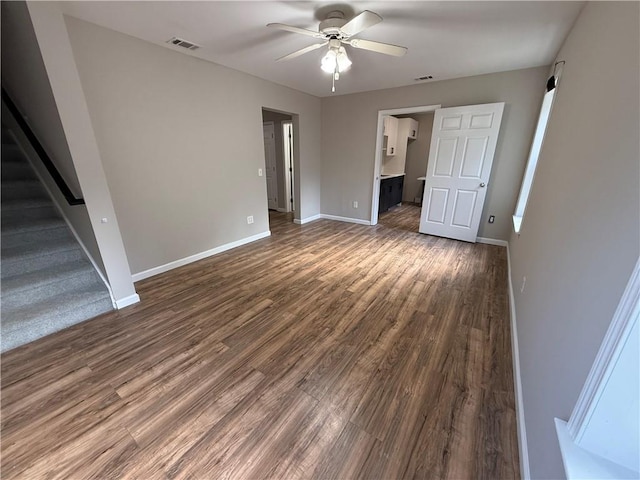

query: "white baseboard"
left=506, top=242, right=531, bottom=480
left=294, top=214, right=322, bottom=225
left=276, top=207, right=287, bottom=213
left=477, top=236, right=509, bottom=247
left=320, top=214, right=371, bottom=225
left=115, top=294, right=140, bottom=309
left=132, top=231, right=271, bottom=282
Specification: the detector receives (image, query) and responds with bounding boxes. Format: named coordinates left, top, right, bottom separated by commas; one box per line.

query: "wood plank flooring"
left=1, top=204, right=519, bottom=479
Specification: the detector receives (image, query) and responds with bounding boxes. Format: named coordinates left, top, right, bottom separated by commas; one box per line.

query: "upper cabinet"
left=407, top=118, right=419, bottom=140
left=383, top=115, right=399, bottom=156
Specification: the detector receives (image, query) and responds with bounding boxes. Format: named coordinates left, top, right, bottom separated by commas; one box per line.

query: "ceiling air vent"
left=415, top=75, right=434, bottom=81
left=166, top=37, right=200, bottom=51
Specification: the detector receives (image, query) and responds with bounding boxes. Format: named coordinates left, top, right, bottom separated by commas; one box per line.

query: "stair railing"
left=1, top=87, right=85, bottom=206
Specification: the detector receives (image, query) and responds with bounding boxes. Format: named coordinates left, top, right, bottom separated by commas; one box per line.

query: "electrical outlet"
left=247, top=216, right=254, bottom=224
left=258, top=168, right=263, bottom=177
left=488, top=215, right=495, bottom=224
left=520, top=276, right=526, bottom=293
left=353, top=201, right=358, bottom=208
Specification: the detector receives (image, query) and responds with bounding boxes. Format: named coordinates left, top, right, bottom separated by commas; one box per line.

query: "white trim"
left=320, top=214, right=371, bottom=226
left=132, top=231, right=271, bottom=282
left=282, top=120, right=294, bottom=213
left=371, top=104, right=441, bottom=225
left=555, top=418, right=638, bottom=480
left=568, top=257, right=640, bottom=439
left=275, top=207, right=288, bottom=213
left=506, top=242, right=531, bottom=480
left=512, top=215, right=523, bottom=234
left=115, top=294, right=140, bottom=309
left=4, top=126, right=118, bottom=308
left=476, top=236, right=508, bottom=247
left=294, top=214, right=321, bottom=225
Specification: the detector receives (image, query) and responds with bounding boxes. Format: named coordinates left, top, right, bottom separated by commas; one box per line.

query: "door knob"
left=479, top=182, right=486, bottom=188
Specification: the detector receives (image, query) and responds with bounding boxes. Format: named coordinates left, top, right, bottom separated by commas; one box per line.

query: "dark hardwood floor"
left=1, top=203, right=519, bottom=479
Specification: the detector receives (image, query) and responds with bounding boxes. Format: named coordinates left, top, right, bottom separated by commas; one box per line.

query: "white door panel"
left=419, top=103, right=504, bottom=242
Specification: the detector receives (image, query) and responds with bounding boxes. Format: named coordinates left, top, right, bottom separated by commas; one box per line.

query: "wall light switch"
left=101, top=217, right=108, bottom=223
left=353, top=201, right=358, bottom=208
left=258, top=168, right=263, bottom=177
left=247, top=216, right=254, bottom=224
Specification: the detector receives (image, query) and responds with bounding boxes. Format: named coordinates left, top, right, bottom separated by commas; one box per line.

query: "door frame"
left=370, top=104, right=441, bottom=225
left=282, top=121, right=294, bottom=213
left=262, top=107, right=300, bottom=223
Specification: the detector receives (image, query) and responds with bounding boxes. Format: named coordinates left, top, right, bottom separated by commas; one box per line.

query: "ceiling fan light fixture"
left=336, top=47, right=352, bottom=72
left=321, top=49, right=337, bottom=73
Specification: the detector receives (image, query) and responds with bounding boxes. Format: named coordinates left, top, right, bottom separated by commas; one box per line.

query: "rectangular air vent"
left=166, top=37, right=200, bottom=51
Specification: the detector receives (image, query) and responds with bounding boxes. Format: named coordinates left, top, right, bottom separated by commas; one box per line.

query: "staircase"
left=1, top=129, right=113, bottom=353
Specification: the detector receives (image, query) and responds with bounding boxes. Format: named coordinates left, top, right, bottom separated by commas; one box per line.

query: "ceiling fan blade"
left=348, top=38, right=407, bottom=57
left=277, top=42, right=328, bottom=62
left=267, top=23, right=324, bottom=39
left=340, top=10, right=382, bottom=37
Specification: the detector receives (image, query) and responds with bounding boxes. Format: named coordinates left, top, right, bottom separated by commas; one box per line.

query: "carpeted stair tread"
left=1, top=260, right=102, bottom=310
left=1, top=206, right=65, bottom=234
left=1, top=144, right=25, bottom=163
left=1, top=194, right=53, bottom=211
left=1, top=127, right=114, bottom=352
left=2, top=161, right=37, bottom=181
left=1, top=182, right=48, bottom=202
left=1, top=287, right=113, bottom=352
left=1, top=234, right=80, bottom=262
left=1, top=224, right=73, bottom=249
left=2, top=246, right=86, bottom=279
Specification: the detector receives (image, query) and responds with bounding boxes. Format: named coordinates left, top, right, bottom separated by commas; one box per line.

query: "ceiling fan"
left=268, top=10, right=407, bottom=92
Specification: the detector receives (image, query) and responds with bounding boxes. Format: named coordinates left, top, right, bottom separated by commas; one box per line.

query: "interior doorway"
left=372, top=102, right=504, bottom=243
left=261, top=108, right=297, bottom=228
left=371, top=105, right=441, bottom=226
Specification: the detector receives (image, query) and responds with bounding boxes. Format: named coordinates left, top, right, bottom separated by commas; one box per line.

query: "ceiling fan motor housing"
left=319, top=11, right=348, bottom=38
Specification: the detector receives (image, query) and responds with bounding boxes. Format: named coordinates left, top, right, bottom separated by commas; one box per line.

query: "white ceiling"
left=60, top=1, right=584, bottom=98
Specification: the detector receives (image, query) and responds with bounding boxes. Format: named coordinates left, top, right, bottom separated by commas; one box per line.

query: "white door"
left=262, top=122, right=278, bottom=210
left=419, top=103, right=504, bottom=242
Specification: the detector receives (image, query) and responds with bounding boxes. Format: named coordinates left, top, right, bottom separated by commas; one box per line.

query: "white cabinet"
left=383, top=115, right=398, bottom=156
left=407, top=118, right=419, bottom=140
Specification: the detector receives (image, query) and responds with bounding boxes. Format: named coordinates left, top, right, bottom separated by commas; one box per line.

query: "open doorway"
left=261, top=108, right=297, bottom=229
left=371, top=105, right=440, bottom=226
left=376, top=112, right=435, bottom=232
left=372, top=102, right=505, bottom=243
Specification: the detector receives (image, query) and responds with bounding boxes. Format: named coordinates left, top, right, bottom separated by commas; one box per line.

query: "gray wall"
left=508, top=2, right=640, bottom=478
left=321, top=66, right=548, bottom=240
left=262, top=109, right=292, bottom=210
left=402, top=113, right=434, bottom=204
left=64, top=16, right=322, bottom=275
left=1, top=1, right=104, bottom=274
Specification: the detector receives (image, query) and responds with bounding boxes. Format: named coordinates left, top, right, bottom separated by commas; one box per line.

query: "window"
left=513, top=71, right=561, bottom=233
